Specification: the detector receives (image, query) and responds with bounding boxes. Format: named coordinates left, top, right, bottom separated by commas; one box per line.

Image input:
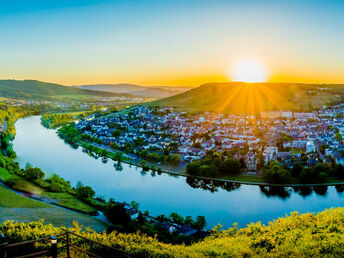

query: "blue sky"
left=1, top=0, right=344, bottom=85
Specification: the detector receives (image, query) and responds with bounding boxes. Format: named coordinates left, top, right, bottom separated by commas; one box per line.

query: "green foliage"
left=276, top=133, right=293, bottom=151
left=334, top=164, right=344, bottom=179
left=57, top=123, right=80, bottom=145
left=186, top=152, right=243, bottom=177
left=112, top=129, right=122, bottom=137
left=75, top=185, right=95, bottom=200
left=104, top=203, right=131, bottom=227
left=41, top=112, right=90, bottom=129
left=263, top=161, right=292, bottom=184
left=299, top=164, right=330, bottom=183
left=335, top=132, right=343, bottom=144
left=23, top=167, right=45, bottom=180
left=46, top=174, right=72, bottom=193
left=3, top=208, right=344, bottom=257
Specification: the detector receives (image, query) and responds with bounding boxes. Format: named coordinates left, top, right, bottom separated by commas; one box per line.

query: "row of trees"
left=41, top=113, right=82, bottom=129
left=263, top=161, right=344, bottom=184
left=186, top=151, right=244, bottom=177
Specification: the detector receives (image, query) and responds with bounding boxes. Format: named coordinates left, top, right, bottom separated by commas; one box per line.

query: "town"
left=73, top=104, right=344, bottom=174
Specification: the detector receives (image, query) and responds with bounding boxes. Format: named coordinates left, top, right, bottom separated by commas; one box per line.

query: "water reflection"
left=114, top=163, right=123, bottom=171
left=186, top=177, right=241, bottom=193
left=336, top=185, right=344, bottom=193
left=258, top=185, right=339, bottom=198
left=293, top=186, right=313, bottom=197
left=259, top=186, right=292, bottom=199
left=313, top=185, right=328, bottom=196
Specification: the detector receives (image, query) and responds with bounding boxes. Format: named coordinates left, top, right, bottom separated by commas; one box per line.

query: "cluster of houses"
left=121, top=202, right=200, bottom=236
left=75, top=104, right=344, bottom=173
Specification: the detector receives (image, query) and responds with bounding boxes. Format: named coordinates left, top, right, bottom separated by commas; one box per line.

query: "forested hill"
left=149, top=82, right=344, bottom=114
left=0, top=80, right=121, bottom=100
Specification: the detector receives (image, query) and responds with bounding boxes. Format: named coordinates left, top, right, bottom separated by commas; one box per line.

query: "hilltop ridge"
left=75, top=83, right=193, bottom=98
left=0, top=80, right=125, bottom=100
left=149, top=82, right=344, bottom=114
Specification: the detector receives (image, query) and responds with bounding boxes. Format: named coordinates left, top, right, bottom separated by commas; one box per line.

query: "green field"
left=0, top=167, right=97, bottom=214
left=0, top=185, right=106, bottom=232
left=43, top=192, right=97, bottom=214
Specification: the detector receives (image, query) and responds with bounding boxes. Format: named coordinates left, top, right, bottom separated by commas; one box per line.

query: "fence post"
left=66, top=231, right=71, bottom=258
left=51, top=236, right=57, bottom=258
left=0, top=242, right=8, bottom=258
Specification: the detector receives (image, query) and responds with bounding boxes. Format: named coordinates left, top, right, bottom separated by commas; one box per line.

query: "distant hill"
left=75, top=84, right=193, bottom=98
left=0, top=80, right=121, bottom=100
left=148, top=82, right=344, bottom=114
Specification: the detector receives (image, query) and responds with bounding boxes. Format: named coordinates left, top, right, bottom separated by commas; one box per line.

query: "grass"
left=0, top=185, right=107, bottom=231
left=43, top=192, right=97, bottom=214
left=0, top=168, right=43, bottom=194
left=219, top=174, right=267, bottom=183
left=0, top=184, right=47, bottom=208
left=0, top=168, right=97, bottom=214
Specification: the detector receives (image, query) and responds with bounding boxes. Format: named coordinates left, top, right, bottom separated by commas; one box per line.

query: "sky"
left=1, top=0, right=344, bottom=86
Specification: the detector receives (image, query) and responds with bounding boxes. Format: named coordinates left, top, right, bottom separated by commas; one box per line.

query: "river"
left=13, top=116, right=344, bottom=229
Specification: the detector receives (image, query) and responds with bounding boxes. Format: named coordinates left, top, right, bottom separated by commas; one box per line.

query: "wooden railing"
left=0, top=229, right=128, bottom=258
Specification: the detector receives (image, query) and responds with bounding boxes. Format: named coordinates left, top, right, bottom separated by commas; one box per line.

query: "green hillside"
left=0, top=185, right=106, bottom=232
left=149, top=82, right=344, bottom=114
left=0, top=80, right=120, bottom=100
left=2, top=208, right=344, bottom=257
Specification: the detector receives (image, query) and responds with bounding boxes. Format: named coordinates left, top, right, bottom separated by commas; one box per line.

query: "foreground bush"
left=2, top=208, right=344, bottom=257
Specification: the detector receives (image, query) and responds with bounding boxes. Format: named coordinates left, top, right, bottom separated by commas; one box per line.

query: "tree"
left=335, top=132, right=343, bottom=144
left=192, top=142, right=202, bottom=149
left=104, top=203, right=131, bottom=226
left=24, top=167, right=45, bottom=180
left=130, top=200, right=140, bottom=210
left=192, top=216, right=207, bottom=230
left=200, top=164, right=218, bottom=177
left=112, top=129, right=121, bottom=137
left=110, top=142, right=118, bottom=150
left=168, top=154, right=181, bottom=165
left=215, top=140, right=222, bottom=146
left=276, top=133, right=293, bottom=151
left=114, top=152, right=123, bottom=163
left=334, top=164, right=344, bottom=179
left=75, top=185, right=95, bottom=199
left=220, top=159, right=241, bottom=175
left=169, top=212, right=184, bottom=225
left=140, top=159, right=147, bottom=168
left=101, top=149, right=107, bottom=157
left=263, top=161, right=292, bottom=184
left=291, top=163, right=303, bottom=178
left=186, top=161, right=201, bottom=175
left=239, top=158, right=246, bottom=169
left=299, top=167, right=317, bottom=183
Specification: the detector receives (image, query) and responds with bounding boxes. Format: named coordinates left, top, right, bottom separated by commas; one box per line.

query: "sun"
left=231, top=58, right=269, bottom=83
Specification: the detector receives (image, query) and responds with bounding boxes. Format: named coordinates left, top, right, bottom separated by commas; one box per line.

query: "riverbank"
left=0, top=182, right=107, bottom=232
left=14, top=115, right=344, bottom=230
left=75, top=140, right=344, bottom=187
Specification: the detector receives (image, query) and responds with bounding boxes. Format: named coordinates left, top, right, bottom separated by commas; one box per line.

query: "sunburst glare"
left=231, top=58, right=269, bottom=83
